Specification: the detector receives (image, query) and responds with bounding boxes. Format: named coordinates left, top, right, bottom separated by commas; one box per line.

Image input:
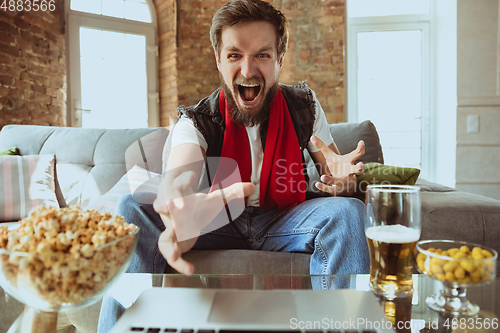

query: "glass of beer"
left=365, top=185, right=421, bottom=299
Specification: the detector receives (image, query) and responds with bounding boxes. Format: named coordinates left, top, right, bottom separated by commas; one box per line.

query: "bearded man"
left=98, top=1, right=370, bottom=331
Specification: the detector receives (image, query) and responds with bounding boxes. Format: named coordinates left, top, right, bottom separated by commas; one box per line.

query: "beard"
left=222, top=76, right=279, bottom=127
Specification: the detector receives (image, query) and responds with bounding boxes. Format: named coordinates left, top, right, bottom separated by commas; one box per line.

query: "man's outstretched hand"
left=153, top=171, right=255, bottom=275
left=311, top=136, right=365, bottom=196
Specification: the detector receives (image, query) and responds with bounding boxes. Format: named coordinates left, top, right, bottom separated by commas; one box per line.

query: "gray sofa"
left=0, top=122, right=499, bottom=332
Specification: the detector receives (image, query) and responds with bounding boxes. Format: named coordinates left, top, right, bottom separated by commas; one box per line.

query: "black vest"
left=176, top=82, right=322, bottom=199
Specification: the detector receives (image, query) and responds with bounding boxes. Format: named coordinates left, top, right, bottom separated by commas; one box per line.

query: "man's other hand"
left=310, top=135, right=365, bottom=196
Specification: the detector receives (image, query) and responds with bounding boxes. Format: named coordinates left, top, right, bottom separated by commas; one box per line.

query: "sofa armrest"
left=416, top=178, right=457, bottom=192
left=418, top=179, right=500, bottom=257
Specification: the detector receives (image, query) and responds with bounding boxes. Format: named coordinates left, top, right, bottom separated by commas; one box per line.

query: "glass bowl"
left=416, top=240, right=497, bottom=315
left=0, top=227, right=139, bottom=312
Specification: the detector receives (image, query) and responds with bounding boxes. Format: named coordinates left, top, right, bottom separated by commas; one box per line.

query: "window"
left=67, top=0, right=158, bottom=128
left=347, top=0, right=434, bottom=179
left=348, top=0, right=430, bottom=18
left=71, top=0, right=152, bottom=23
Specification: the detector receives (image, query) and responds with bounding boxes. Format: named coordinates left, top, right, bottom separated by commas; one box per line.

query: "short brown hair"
left=210, top=0, right=289, bottom=58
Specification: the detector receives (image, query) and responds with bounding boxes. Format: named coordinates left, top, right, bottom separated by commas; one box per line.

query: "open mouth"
left=238, top=83, right=261, bottom=103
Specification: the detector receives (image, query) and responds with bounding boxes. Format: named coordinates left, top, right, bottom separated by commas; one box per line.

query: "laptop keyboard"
left=128, top=328, right=378, bottom=333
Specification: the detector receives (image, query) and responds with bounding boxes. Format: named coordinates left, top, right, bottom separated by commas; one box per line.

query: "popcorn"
left=0, top=206, right=138, bottom=307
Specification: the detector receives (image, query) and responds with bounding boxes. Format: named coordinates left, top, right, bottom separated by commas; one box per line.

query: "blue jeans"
left=97, top=192, right=370, bottom=332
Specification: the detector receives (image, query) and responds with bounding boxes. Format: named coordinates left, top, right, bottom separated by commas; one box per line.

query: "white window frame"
left=347, top=12, right=436, bottom=181
left=65, top=0, right=159, bottom=128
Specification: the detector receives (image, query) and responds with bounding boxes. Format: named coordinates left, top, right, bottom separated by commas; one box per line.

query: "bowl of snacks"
left=416, top=240, right=497, bottom=315
left=0, top=206, right=139, bottom=314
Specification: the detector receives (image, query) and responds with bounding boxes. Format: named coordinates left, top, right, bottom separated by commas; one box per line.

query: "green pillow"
left=0, top=147, right=20, bottom=155
left=354, top=162, right=420, bottom=201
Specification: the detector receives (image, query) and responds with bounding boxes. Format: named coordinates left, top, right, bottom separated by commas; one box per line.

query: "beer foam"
left=366, top=225, right=420, bottom=243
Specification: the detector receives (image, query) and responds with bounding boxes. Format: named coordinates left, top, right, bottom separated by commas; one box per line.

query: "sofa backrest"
left=0, top=125, right=168, bottom=208
left=0, top=121, right=383, bottom=208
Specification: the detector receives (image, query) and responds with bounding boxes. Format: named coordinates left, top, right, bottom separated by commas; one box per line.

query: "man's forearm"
left=160, top=143, right=206, bottom=200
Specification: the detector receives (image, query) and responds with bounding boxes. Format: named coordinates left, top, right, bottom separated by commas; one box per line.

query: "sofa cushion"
left=0, top=154, right=59, bottom=222
left=329, top=120, right=384, bottom=164
left=354, top=162, right=421, bottom=200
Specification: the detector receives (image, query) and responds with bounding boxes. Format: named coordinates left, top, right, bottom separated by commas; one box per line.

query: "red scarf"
left=211, top=87, right=305, bottom=210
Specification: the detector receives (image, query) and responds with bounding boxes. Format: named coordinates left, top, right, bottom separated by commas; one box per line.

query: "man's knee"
left=115, top=193, right=137, bottom=216
left=314, top=197, right=365, bottom=235
left=346, top=197, right=365, bottom=217
left=115, top=192, right=157, bottom=215
left=317, top=197, right=364, bottom=217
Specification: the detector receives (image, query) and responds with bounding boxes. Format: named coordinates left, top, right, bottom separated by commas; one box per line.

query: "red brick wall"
left=157, top=0, right=346, bottom=125
left=0, top=0, right=345, bottom=128
left=154, top=0, right=179, bottom=126
left=0, top=0, right=66, bottom=129
left=278, top=0, right=346, bottom=124
left=175, top=0, right=222, bottom=121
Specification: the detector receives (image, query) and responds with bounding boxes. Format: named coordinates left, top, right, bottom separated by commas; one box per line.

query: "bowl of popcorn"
left=416, top=240, right=497, bottom=315
left=0, top=206, right=139, bottom=313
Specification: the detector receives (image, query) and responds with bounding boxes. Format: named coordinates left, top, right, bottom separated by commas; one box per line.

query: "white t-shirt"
left=170, top=90, right=333, bottom=206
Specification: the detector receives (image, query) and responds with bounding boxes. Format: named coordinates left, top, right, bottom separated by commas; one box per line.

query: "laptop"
left=110, top=287, right=396, bottom=333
